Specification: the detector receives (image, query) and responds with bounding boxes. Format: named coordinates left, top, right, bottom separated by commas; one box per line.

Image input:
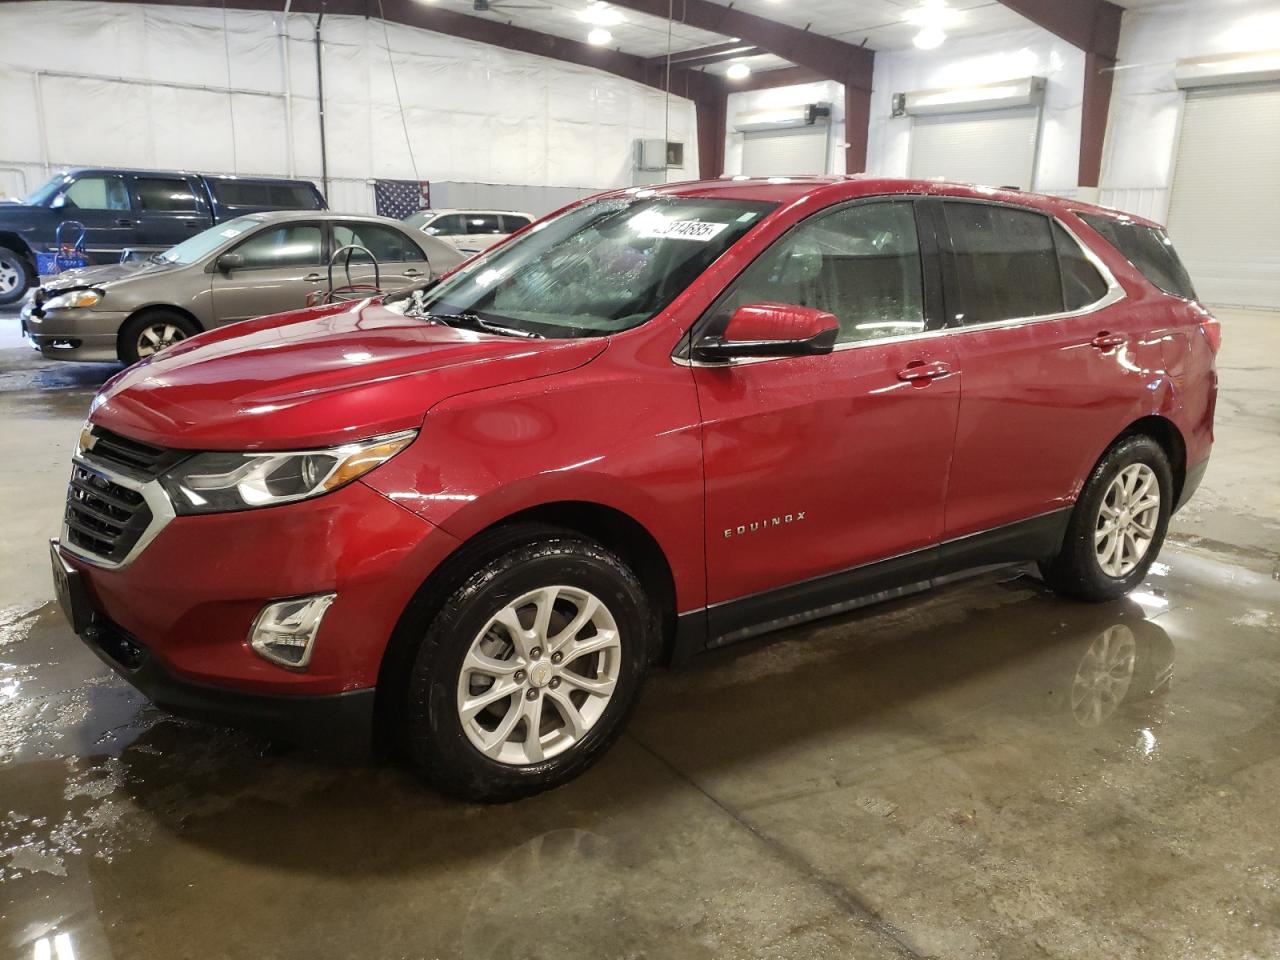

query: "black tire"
left=403, top=527, right=655, bottom=802
left=1040, top=435, right=1174, bottom=602
left=0, top=247, right=34, bottom=305
left=118, top=310, right=200, bottom=365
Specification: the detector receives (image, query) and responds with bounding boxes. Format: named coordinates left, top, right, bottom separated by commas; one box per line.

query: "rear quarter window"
left=1079, top=213, right=1197, bottom=301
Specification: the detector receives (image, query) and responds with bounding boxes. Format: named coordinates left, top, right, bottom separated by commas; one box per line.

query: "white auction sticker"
left=639, top=219, right=730, bottom=242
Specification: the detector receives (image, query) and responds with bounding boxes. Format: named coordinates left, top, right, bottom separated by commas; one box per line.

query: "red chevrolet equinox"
left=51, top=177, right=1218, bottom=801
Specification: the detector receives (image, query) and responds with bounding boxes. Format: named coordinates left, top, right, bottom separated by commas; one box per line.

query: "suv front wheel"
left=403, top=530, right=654, bottom=802
left=1040, top=435, right=1173, bottom=602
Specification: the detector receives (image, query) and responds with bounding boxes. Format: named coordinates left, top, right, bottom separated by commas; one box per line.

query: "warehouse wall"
left=867, top=25, right=1085, bottom=196
left=0, top=1, right=698, bottom=211
left=1098, top=0, right=1280, bottom=224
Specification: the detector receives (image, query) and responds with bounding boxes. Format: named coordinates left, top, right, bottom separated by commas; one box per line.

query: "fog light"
left=248, top=593, right=336, bottom=669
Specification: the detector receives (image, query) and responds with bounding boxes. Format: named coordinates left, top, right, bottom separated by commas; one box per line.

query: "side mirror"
left=692, top=302, right=839, bottom=362
left=215, top=252, right=245, bottom=273
left=50, top=193, right=67, bottom=210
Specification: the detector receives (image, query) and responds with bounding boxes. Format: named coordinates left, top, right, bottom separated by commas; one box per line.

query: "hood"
left=90, top=300, right=607, bottom=450
left=41, top=259, right=179, bottom=291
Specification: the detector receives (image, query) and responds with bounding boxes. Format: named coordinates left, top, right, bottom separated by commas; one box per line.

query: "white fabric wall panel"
left=908, top=107, right=1040, bottom=189
left=1164, top=85, right=1280, bottom=309
left=429, top=182, right=597, bottom=217
left=0, top=1, right=697, bottom=208
left=867, top=27, right=1082, bottom=192
left=1098, top=0, right=1280, bottom=225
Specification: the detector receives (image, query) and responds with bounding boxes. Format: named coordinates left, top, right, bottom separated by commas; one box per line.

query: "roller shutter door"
left=741, top=126, right=828, bottom=176
left=1165, top=84, right=1280, bottom=309
left=908, top=106, right=1039, bottom=190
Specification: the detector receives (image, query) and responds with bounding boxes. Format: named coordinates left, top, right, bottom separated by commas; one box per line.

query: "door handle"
left=302, top=273, right=324, bottom=282
left=115, top=218, right=133, bottom=227
left=897, top=360, right=952, bottom=383
left=403, top=268, right=423, bottom=277
left=1090, top=331, right=1127, bottom=350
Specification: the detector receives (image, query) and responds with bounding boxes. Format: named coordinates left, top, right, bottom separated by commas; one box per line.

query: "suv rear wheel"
left=403, top=530, right=654, bottom=802
left=0, top=248, right=33, bottom=305
left=1040, top=435, right=1173, bottom=602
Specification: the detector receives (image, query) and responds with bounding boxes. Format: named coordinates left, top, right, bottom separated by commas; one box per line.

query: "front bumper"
left=54, top=477, right=461, bottom=746
left=21, top=303, right=124, bottom=361
left=79, top=611, right=377, bottom=755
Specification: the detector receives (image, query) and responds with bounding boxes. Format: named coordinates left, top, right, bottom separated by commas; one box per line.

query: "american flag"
left=374, top=180, right=430, bottom=219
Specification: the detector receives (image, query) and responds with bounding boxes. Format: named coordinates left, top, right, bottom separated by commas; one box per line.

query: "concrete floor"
left=0, top=306, right=1277, bottom=960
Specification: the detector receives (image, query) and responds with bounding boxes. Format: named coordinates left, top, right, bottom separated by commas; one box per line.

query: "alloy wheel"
left=456, top=585, right=621, bottom=766
left=1094, top=463, right=1160, bottom=578
left=136, top=322, right=187, bottom=357
left=0, top=258, right=19, bottom=295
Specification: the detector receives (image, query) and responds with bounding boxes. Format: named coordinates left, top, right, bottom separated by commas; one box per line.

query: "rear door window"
left=333, top=222, right=425, bottom=262
left=500, top=214, right=533, bottom=233
left=134, top=177, right=200, bottom=213
left=1078, top=213, right=1197, bottom=300
left=462, top=213, right=505, bottom=235
left=942, top=201, right=1063, bottom=324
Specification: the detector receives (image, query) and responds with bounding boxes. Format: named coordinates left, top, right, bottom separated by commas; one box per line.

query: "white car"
left=403, top=208, right=535, bottom=254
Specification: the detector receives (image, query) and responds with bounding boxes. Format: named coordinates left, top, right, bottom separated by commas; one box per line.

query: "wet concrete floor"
left=0, top=308, right=1277, bottom=959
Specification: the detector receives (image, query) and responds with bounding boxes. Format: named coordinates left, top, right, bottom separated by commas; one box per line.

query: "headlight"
left=159, top=430, right=416, bottom=515
left=43, top=289, right=102, bottom=310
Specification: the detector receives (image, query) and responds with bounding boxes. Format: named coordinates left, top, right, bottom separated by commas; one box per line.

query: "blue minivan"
left=0, top=168, right=326, bottom=304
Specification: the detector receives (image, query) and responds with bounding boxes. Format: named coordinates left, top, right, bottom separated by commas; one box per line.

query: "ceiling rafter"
left=645, top=40, right=762, bottom=69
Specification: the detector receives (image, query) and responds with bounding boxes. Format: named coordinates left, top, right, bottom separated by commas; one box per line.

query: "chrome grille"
left=64, top=465, right=153, bottom=563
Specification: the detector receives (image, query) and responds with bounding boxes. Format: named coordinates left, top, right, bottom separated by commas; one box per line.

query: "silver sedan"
left=21, top=210, right=465, bottom=365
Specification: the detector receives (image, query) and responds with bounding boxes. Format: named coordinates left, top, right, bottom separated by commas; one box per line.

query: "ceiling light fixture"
left=577, top=2, right=623, bottom=26
left=587, top=27, right=613, bottom=45
left=726, top=61, right=751, bottom=80
left=913, top=26, right=946, bottom=49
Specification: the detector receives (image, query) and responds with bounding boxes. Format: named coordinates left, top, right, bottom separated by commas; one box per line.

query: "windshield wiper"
left=427, top=312, right=544, bottom=339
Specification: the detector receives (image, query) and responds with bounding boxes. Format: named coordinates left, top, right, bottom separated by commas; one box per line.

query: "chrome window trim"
left=676, top=204, right=1125, bottom=369
left=60, top=457, right=176, bottom=570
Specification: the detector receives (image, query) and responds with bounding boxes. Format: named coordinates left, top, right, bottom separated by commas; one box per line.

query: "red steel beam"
left=997, top=0, right=1124, bottom=188
left=694, top=88, right=729, bottom=180
left=607, top=0, right=873, bottom=90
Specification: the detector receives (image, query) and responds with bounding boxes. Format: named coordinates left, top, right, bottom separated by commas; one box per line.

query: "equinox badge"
left=724, top=511, right=807, bottom=539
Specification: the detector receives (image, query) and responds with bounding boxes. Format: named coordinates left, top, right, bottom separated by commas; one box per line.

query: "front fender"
left=363, top=350, right=707, bottom=610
